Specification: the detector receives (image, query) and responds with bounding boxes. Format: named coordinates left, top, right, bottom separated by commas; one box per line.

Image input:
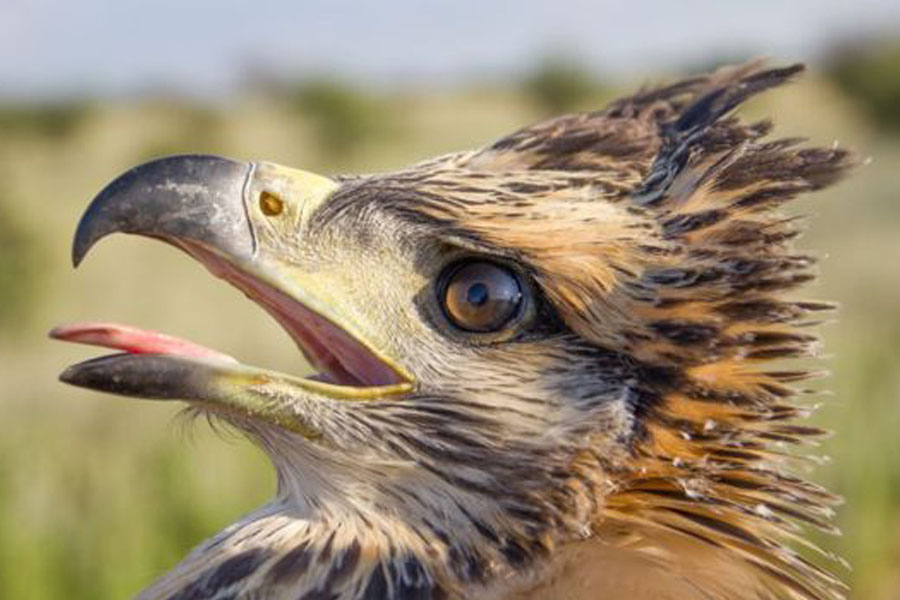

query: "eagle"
left=52, top=62, right=855, bottom=599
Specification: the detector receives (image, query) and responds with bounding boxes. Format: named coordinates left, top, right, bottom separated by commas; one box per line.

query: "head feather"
left=369, top=61, right=855, bottom=599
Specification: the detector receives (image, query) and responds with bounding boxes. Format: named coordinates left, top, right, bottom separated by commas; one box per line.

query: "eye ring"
left=438, top=260, right=524, bottom=333
left=259, top=191, right=284, bottom=216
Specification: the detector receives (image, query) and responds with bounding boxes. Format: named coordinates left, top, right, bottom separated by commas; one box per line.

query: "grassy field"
left=0, top=72, right=898, bottom=599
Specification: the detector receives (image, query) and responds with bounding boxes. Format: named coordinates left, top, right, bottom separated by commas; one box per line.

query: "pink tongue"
left=50, top=322, right=237, bottom=363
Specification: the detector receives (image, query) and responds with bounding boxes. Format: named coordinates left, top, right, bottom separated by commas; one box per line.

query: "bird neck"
left=139, top=447, right=560, bottom=599
left=138, top=417, right=612, bottom=599
left=140, top=501, right=793, bottom=600
left=138, top=498, right=509, bottom=599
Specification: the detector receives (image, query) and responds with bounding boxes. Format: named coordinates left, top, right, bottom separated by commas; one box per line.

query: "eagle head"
left=53, top=62, right=855, bottom=599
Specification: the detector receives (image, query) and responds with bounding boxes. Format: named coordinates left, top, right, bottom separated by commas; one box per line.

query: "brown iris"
left=441, top=262, right=523, bottom=332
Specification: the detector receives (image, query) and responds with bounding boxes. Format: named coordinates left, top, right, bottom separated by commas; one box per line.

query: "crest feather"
left=591, top=63, right=852, bottom=600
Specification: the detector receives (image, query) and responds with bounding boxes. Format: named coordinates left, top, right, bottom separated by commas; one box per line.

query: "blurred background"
left=1, top=1, right=899, bottom=598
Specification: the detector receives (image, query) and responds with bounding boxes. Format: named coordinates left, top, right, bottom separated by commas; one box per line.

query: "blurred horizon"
left=4, top=0, right=900, bottom=100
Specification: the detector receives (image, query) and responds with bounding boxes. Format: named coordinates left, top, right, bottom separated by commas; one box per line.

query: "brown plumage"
left=54, top=61, right=855, bottom=599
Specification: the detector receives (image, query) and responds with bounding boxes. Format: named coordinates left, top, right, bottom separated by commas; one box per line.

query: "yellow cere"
left=251, top=162, right=340, bottom=228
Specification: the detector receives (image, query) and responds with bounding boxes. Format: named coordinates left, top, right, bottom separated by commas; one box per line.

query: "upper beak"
left=72, top=154, right=256, bottom=267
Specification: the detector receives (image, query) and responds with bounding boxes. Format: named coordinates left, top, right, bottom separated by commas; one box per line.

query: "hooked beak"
left=52, top=154, right=412, bottom=435
left=71, top=155, right=257, bottom=268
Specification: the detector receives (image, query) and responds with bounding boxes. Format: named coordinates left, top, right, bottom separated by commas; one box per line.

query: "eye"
left=440, top=261, right=523, bottom=332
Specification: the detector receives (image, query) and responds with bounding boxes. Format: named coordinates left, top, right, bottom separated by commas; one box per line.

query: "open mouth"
left=51, top=242, right=411, bottom=399
left=51, top=154, right=413, bottom=405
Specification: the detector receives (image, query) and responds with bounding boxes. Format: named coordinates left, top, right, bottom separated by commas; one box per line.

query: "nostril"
left=259, top=191, right=284, bottom=216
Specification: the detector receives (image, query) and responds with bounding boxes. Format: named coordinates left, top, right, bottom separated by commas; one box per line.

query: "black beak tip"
left=71, top=231, right=91, bottom=268
left=56, top=353, right=200, bottom=400
left=69, top=154, right=253, bottom=270
left=71, top=207, right=107, bottom=268
left=58, top=365, right=81, bottom=386
left=58, top=359, right=97, bottom=389
left=71, top=179, right=117, bottom=269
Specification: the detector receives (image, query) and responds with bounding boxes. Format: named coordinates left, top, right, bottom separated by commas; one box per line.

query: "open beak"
left=52, top=155, right=413, bottom=434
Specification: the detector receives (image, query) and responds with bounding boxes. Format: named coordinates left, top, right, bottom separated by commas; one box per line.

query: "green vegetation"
left=521, top=56, right=603, bottom=114
left=826, top=38, right=900, bottom=132
left=288, top=78, right=397, bottom=159
left=0, top=188, right=45, bottom=334
left=135, top=103, right=225, bottom=161
left=0, top=102, right=91, bottom=140
left=0, top=62, right=898, bottom=599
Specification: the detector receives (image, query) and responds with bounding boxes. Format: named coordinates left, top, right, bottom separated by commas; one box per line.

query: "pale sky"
left=2, top=0, right=899, bottom=98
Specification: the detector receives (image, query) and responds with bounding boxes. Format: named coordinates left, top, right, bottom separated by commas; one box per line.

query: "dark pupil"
left=442, top=261, right=522, bottom=333
left=467, top=282, right=489, bottom=306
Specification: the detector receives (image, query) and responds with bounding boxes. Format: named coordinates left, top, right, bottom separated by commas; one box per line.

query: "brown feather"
left=128, top=61, right=857, bottom=600
left=376, top=61, right=855, bottom=599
